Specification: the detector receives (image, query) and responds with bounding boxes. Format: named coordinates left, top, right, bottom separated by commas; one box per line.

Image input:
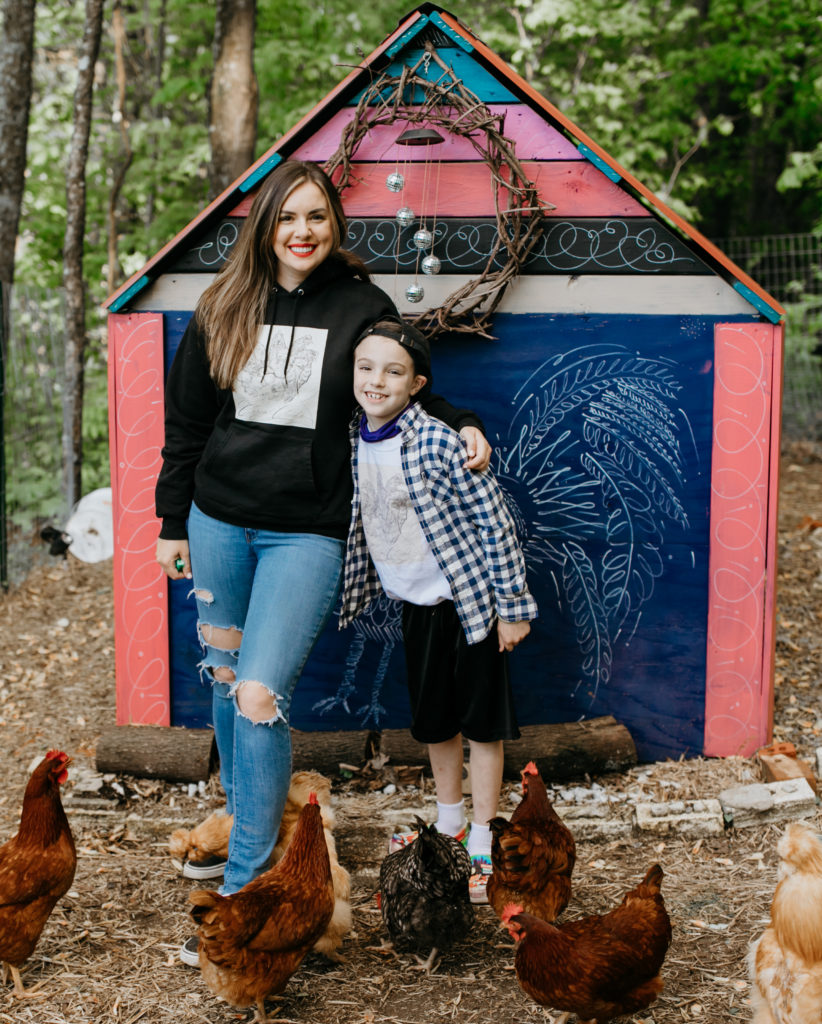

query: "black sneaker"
left=179, top=936, right=200, bottom=967
left=182, top=854, right=227, bottom=880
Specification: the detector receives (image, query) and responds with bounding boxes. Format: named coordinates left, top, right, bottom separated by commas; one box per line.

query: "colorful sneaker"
left=388, top=824, right=467, bottom=854
left=469, top=854, right=492, bottom=904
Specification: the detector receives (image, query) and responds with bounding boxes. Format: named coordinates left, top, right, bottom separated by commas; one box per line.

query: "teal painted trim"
left=429, top=11, right=473, bottom=52
left=733, top=281, right=782, bottom=323
left=386, top=14, right=430, bottom=57
left=350, top=48, right=517, bottom=104
left=239, top=153, right=283, bottom=193
left=578, top=144, right=622, bottom=184
left=109, top=275, right=150, bottom=312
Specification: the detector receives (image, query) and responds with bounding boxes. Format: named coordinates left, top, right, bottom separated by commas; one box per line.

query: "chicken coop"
left=104, top=3, right=784, bottom=764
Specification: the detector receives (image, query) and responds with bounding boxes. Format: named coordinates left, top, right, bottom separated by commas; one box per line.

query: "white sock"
left=467, top=821, right=492, bottom=858
left=435, top=799, right=466, bottom=836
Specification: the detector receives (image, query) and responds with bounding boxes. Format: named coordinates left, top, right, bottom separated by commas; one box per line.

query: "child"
left=339, top=318, right=537, bottom=903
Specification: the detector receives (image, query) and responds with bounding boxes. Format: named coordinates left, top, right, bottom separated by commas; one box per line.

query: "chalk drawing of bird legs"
left=313, top=594, right=403, bottom=726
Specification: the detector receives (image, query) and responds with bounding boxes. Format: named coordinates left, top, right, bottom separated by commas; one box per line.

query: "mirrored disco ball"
left=413, top=229, right=433, bottom=250
left=405, top=283, right=424, bottom=303
left=396, top=206, right=415, bottom=227
left=421, top=254, right=441, bottom=275
left=385, top=172, right=405, bottom=193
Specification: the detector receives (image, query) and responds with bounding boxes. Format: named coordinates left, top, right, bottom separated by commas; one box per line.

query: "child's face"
left=353, top=334, right=427, bottom=429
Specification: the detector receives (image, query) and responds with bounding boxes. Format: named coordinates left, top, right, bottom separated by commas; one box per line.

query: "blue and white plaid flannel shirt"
left=339, top=403, right=537, bottom=644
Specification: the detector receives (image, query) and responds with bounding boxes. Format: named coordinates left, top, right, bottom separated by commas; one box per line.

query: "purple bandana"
left=359, top=405, right=410, bottom=443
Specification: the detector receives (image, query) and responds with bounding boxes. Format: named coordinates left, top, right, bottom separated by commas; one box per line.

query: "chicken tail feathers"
left=189, top=888, right=221, bottom=925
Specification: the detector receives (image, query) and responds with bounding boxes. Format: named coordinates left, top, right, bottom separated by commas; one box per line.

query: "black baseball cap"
left=353, top=318, right=431, bottom=379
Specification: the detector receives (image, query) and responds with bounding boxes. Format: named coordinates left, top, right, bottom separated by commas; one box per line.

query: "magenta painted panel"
left=704, top=322, right=779, bottom=756
left=290, top=106, right=583, bottom=162
left=229, top=161, right=648, bottom=219
left=108, top=312, right=170, bottom=726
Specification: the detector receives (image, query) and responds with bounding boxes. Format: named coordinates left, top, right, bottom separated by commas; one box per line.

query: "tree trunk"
left=106, top=0, right=134, bottom=296
left=0, top=0, right=36, bottom=286
left=209, top=0, right=258, bottom=199
left=62, top=0, right=104, bottom=508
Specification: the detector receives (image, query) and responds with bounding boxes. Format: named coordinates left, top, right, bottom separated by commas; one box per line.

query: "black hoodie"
left=155, top=257, right=482, bottom=541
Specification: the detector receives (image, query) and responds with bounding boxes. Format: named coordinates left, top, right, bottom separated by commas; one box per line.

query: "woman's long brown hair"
left=196, top=161, right=369, bottom=388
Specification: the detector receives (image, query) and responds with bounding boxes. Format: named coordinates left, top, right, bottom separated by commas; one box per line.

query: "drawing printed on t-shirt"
left=233, top=324, right=327, bottom=428
left=359, top=464, right=428, bottom=565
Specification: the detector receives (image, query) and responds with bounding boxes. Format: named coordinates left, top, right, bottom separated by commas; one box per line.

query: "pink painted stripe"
left=108, top=312, right=171, bottom=726
left=291, top=106, right=583, bottom=162
left=229, top=161, right=648, bottom=219
left=704, top=322, right=779, bottom=757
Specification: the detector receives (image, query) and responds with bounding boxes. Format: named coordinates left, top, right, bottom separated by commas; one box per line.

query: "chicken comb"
left=522, top=761, right=538, bottom=776
left=500, top=903, right=524, bottom=923
left=308, top=792, right=318, bottom=805
left=45, top=750, right=68, bottom=761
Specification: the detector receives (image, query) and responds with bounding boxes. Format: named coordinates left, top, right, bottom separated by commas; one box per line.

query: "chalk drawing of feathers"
left=493, top=341, right=693, bottom=705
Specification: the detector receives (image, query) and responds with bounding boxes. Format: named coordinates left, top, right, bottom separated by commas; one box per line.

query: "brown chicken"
left=502, top=863, right=672, bottom=1023
left=189, top=792, right=334, bottom=1024
left=170, top=769, right=351, bottom=956
left=0, top=750, right=76, bottom=997
left=749, top=822, right=822, bottom=1024
left=486, top=760, right=576, bottom=922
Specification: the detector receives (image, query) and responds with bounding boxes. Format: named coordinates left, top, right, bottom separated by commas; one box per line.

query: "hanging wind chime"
left=385, top=124, right=445, bottom=305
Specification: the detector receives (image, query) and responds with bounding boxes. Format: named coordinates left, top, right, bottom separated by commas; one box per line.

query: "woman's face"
left=272, top=180, right=335, bottom=290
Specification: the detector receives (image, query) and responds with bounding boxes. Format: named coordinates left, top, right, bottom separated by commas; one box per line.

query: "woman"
left=154, top=160, right=490, bottom=961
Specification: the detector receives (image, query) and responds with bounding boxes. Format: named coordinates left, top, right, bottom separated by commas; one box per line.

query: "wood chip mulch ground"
left=0, top=440, right=821, bottom=1023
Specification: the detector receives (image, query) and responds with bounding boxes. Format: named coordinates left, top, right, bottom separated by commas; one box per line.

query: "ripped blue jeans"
left=187, top=502, right=344, bottom=893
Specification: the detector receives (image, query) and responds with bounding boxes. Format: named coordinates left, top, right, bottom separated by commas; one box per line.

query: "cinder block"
left=718, top=778, right=817, bottom=829
left=634, top=799, right=725, bottom=836
left=556, top=804, right=632, bottom=841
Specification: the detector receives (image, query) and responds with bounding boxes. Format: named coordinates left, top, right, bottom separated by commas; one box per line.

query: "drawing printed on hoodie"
left=233, top=323, right=327, bottom=427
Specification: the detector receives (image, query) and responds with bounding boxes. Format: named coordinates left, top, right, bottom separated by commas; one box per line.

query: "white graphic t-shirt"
left=357, top=435, right=451, bottom=606
left=233, top=324, right=327, bottom=428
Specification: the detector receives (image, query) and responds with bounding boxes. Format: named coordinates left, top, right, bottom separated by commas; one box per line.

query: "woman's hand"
left=156, top=537, right=192, bottom=579
left=460, top=426, right=492, bottom=472
left=497, top=619, right=530, bottom=653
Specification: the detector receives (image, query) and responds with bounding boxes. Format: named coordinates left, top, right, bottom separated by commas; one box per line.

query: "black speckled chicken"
left=378, top=817, right=474, bottom=971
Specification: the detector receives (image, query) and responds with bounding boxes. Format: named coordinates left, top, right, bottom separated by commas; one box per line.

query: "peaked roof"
left=105, top=3, right=784, bottom=322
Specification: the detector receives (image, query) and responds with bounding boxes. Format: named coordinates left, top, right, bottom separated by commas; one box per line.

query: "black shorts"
left=401, top=600, right=521, bottom=745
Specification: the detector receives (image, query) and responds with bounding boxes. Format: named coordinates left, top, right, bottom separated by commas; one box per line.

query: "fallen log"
left=95, top=725, right=216, bottom=782
left=293, top=715, right=636, bottom=782
left=96, top=715, right=636, bottom=784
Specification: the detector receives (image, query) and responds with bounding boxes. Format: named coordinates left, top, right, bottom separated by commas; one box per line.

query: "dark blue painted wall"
left=161, top=309, right=759, bottom=761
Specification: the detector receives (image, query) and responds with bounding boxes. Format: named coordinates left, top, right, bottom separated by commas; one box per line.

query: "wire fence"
left=1, top=234, right=821, bottom=585
left=715, top=234, right=822, bottom=438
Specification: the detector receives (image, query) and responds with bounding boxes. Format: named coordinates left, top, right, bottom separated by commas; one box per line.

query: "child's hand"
left=497, top=619, right=530, bottom=652
left=459, top=426, right=492, bottom=471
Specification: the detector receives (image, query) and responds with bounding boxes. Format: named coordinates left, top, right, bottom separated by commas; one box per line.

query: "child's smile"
left=354, top=335, right=427, bottom=430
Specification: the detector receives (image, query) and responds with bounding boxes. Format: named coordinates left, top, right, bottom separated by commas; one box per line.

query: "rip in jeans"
left=198, top=622, right=283, bottom=725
